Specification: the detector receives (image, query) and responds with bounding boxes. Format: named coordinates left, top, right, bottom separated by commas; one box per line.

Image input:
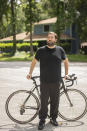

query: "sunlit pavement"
left=0, top=62, right=87, bottom=131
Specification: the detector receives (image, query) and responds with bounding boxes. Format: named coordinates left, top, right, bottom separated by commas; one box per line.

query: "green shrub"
left=0, top=42, right=38, bottom=53
left=17, top=43, right=30, bottom=52
left=0, top=42, right=71, bottom=54
left=0, top=43, right=13, bottom=53
left=60, top=42, right=71, bottom=53
left=17, top=42, right=38, bottom=52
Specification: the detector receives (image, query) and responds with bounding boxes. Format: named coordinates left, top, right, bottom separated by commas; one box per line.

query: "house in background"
left=24, top=17, right=72, bottom=43
left=0, top=17, right=79, bottom=54
left=24, top=17, right=79, bottom=54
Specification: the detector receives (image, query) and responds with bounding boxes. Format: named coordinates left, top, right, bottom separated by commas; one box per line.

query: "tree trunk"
left=55, top=1, right=61, bottom=45
left=30, top=21, right=34, bottom=56
left=29, top=0, right=34, bottom=56
left=11, top=0, right=16, bottom=56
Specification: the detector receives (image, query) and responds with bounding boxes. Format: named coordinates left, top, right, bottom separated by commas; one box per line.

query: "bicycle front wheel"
left=5, top=90, right=40, bottom=124
left=59, top=89, right=87, bottom=121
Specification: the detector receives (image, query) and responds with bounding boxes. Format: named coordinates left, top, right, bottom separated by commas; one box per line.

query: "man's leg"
left=38, top=83, right=49, bottom=130
left=49, top=83, right=60, bottom=120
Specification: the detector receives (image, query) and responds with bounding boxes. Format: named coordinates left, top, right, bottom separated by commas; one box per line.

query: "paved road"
left=0, top=62, right=87, bottom=131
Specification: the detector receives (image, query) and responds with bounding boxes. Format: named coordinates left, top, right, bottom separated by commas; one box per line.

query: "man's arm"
left=26, top=57, right=37, bottom=79
left=63, top=58, right=69, bottom=78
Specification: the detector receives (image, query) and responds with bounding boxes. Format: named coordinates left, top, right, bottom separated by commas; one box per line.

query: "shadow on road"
left=0, top=121, right=84, bottom=131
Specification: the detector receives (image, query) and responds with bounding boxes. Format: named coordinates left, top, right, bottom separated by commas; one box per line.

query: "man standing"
left=26, top=32, right=69, bottom=130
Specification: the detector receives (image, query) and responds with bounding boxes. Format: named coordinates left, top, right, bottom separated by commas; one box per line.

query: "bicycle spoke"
left=64, top=90, right=73, bottom=107
left=5, top=90, right=40, bottom=124
left=59, top=89, right=87, bottom=121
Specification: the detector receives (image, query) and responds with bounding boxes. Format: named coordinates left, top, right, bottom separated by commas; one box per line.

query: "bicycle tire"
left=5, top=90, right=40, bottom=124
left=59, top=89, right=87, bottom=121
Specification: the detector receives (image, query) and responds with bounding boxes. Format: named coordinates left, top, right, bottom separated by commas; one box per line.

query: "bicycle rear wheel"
left=5, top=90, right=40, bottom=124
left=59, top=89, right=87, bottom=121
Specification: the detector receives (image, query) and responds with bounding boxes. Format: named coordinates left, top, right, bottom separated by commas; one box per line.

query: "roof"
left=0, top=32, right=28, bottom=42
left=35, top=17, right=57, bottom=25
left=24, top=34, right=47, bottom=41
left=24, top=33, right=73, bottom=41
left=0, top=32, right=72, bottom=42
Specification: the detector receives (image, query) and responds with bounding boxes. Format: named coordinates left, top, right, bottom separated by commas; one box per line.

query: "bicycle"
left=5, top=74, right=87, bottom=124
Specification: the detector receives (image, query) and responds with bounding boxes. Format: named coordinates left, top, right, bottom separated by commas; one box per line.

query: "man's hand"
left=64, top=75, right=70, bottom=80
left=26, top=74, right=32, bottom=80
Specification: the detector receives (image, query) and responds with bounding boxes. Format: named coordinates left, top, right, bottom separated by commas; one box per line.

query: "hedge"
left=0, top=42, right=72, bottom=54
left=59, top=42, right=71, bottom=54
left=0, top=43, right=13, bottom=53
left=0, top=42, right=38, bottom=53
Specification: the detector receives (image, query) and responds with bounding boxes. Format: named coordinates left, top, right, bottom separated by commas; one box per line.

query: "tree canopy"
left=0, top=0, right=87, bottom=42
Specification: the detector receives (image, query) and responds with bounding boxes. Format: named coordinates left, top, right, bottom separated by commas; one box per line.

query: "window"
left=44, top=25, right=49, bottom=32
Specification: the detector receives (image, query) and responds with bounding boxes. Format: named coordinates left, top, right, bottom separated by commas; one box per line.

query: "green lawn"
left=0, top=51, right=33, bottom=61
left=67, top=54, right=87, bottom=62
left=0, top=52, right=87, bottom=62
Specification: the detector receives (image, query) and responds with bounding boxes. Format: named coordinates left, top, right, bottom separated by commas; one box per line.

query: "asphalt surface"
left=0, top=62, right=87, bottom=131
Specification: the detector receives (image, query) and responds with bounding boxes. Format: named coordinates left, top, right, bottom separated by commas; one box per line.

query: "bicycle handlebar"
left=63, top=74, right=77, bottom=87
left=31, top=76, right=40, bottom=82
left=31, top=74, right=77, bottom=87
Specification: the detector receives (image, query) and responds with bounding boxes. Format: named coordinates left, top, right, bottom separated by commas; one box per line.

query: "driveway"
left=0, top=62, right=87, bottom=131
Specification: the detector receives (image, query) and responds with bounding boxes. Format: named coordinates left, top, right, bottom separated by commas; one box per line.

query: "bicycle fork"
left=63, top=81, right=73, bottom=107
left=64, top=89, right=73, bottom=107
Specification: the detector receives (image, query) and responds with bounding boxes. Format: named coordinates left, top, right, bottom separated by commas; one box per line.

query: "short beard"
left=47, top=42, right=55, bottom=47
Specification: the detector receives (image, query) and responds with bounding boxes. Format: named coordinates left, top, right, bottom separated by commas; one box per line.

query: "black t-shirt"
left=35, top=46, right=66, bottom=83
